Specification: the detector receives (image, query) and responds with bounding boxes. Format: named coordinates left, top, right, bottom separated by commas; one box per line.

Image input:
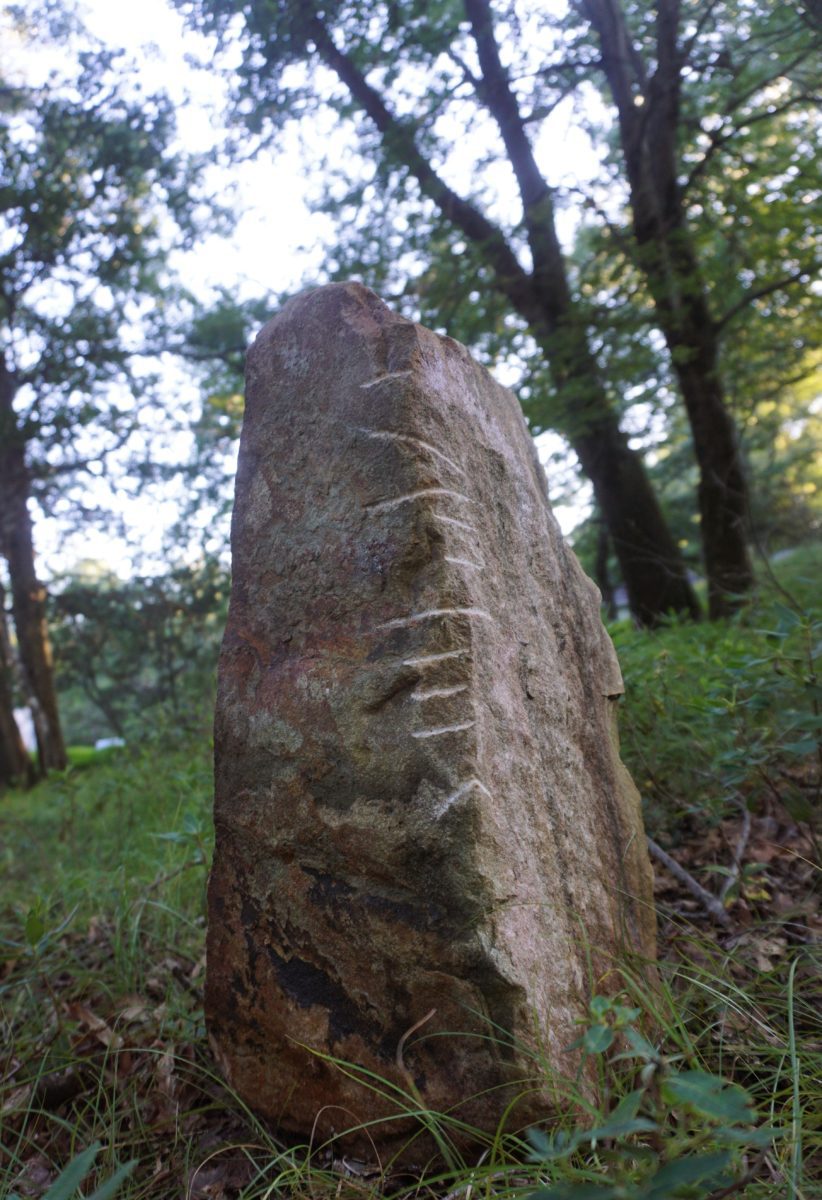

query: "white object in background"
left=13, top=707, right=36, bottom=752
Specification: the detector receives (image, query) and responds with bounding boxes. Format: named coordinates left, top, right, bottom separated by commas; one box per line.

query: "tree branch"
left=683, top=90, right=821, bottom=196
left=463, top=0, right=570, bottom=307
left=305, top=14, right=544, bottom=328
left=678, top=0, right=724, bottom=69
left=716, top=269, right=810, bottom=333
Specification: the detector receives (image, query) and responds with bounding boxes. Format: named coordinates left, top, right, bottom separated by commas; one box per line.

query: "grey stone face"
left=208, top=282, right=656, bottom=1162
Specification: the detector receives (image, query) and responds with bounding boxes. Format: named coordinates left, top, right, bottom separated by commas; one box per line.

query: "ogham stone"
left=208, top=282, right=656, bottom=1161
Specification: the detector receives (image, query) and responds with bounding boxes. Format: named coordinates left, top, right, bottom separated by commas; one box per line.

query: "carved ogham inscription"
left=209, top=283, right=657, bottom=1165
left=361, top=378, right=489, bottom=760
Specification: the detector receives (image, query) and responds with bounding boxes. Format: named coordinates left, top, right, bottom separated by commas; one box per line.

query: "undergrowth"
left=613, top=544, right=821, bottom=835
left=0, top=548, right=819, bottom=1198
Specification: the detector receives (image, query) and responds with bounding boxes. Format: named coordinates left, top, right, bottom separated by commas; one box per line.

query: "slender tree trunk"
left=581, top=0, right=754, bottom=617
left=640, top=242, right=753, bottom=620
left=594, top=513, right=618, bottom=621
left=538, top=319, right=701, bottom=623
left=531, top=318, right=701, bottom=625
left=657, top=274, right=753, bottom=616
left=0, top=585, right=35, bottom=788
left=0, top=357, right=67, bottom=771
left=572, top=409, right=700, bottom=625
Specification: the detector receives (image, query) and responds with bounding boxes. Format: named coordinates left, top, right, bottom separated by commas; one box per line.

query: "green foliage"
left=50, top=559, right=227, bottom=744
left=612, top=546, right=822, bottom=830
left=0, top=7, right=213, bottom=479
left=527, top=992, right=773, bottom=1199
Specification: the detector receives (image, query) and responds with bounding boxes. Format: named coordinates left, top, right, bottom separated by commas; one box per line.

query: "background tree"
left=0, top=4, right=216, bottom=772
left=0, top=581, right=34, bottom=788
left=179, top=0, right=701, bottom=627
left=568, top=0, right=820, bottom=616
left=551, top=0, right=821, bottom=588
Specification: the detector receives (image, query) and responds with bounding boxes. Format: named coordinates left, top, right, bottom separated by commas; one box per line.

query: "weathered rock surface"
left=208, top=282, right=656, bottom=1161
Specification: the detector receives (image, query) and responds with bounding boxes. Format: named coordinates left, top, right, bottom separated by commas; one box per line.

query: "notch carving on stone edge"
left=432, top=776, right=492, bottom=818
left=366, top=488, right=474, bottom=513
left=412, top=685, right=468, bottom=701
left=402, top=649, right=469, bottom=667
left=430, top=513, right=477, bottom=533
left=357, top=428, right=466, bottom=477
left=412, top=720, right=475, bottom=739
left=360, top=371, right=414, bottom=389
left=444, top=555, right=484, bottom=570
left=378, top=607, right=492, bottom=630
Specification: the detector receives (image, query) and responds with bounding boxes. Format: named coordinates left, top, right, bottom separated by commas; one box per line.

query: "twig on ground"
left=647, top=836, right=733, bottom=928
left=720, top=803, right=753, bottom=902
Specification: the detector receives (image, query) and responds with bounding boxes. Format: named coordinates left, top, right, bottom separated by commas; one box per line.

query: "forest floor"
left=0, top=546, right=819, bottom=1199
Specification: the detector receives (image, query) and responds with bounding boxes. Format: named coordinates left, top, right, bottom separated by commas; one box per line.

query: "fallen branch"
left=647, top=836, right=732, bottom=929
left=720, top=804, right=753, bottom=903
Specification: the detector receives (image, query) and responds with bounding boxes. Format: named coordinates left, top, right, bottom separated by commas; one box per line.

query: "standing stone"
left=208, top=282, right=655, bottom=1161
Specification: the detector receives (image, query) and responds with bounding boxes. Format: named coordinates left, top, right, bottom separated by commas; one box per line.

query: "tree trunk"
left=0, top=356, right=67, bottom=772
left=638, top=241, right=754, bottom=620
left=659, top=281, right=753, bottom=617
left=581, top=0, right=754, bottom=617
left=0, top=587, right=35, bottom=788
left=531, top=317, right=701, bottom=625
left=572, top=409, right=700, bottom=625
left=457, top=0, right=700, bottom=623
left=594, top=513, right=618, bottom=620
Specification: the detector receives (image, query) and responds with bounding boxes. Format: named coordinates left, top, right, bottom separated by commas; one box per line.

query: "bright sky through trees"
left=7, top=0, right=615, bottom=578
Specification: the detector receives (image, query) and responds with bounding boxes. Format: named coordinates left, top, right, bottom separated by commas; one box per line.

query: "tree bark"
left=0, top=355, right=67, bottom=772
left=310, top=9, right=700, bottom=625
left=0, top=585, right=35, bottom=788
left=580, top=0, right=755, bottom=617
left=594, top=513, right=618, bottom=620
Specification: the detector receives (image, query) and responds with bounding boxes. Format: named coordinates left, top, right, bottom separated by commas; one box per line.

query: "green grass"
left=4, top=738, right=212, bottom=936
left=0, top=548, right=819, bottom=1198
left=64, top=745, right=127, bottom=769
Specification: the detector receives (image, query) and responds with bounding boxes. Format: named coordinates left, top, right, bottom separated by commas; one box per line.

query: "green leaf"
left=530, top=1185, right=619, bottom=1200
left=586, top=1089, right=658, bottom=1141
left=612, top=1004, right=641, bottom=1026
left=527, top=1127, right=585, bottom=1160
left=590, top=995, right=611, bottom=1018
left=86, top=1159, right=139, bottom=1200
left=644, top=1151, right=733, bottom=1197
left=618, top=1027, right=660, bottom=1062
left=583, top=1024, right=614, bottom=1054
left=24, top=908, right=46, bottom=947
left=773, top=602, right=803, bottom=630
left=662, top=1070, right=755, bottom=1123
left=590, top=1115, right=658, bottom=1141
left=716, top=1125, right=783, bottom=1146
left=38, top=1144, right=137, bottom=1200
left=42, top=1144, right=101, bottom=1200
left=781, top=737, right=819, bottom=756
